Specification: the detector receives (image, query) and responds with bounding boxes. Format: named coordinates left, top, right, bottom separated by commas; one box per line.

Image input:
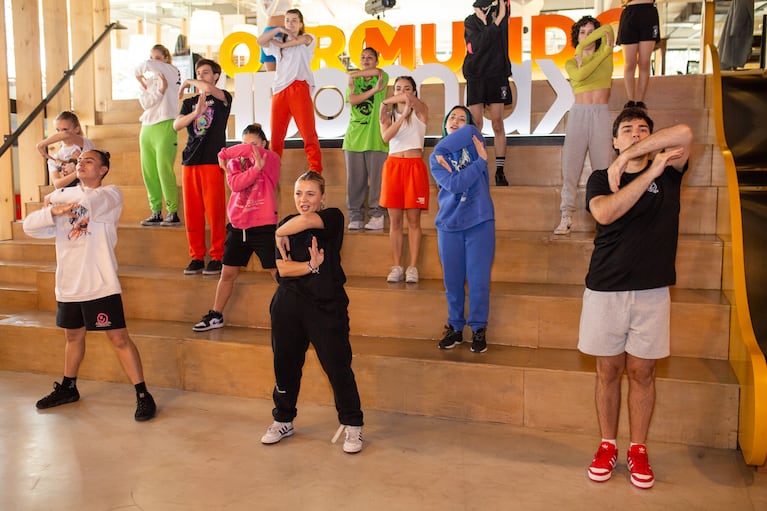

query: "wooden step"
left=0, top=309, right=737, bottom=449
left=25, top=265, right=729, bottom=360
left=0, top=284, right=38, bottom=309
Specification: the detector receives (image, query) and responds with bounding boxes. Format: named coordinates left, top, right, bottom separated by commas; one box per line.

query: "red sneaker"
left=587, top=442, right=618, bottom=482
left=627, top=444, right=655, bottom=489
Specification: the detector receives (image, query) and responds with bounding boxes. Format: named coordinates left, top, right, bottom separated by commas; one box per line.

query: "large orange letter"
left=420, top=22, right=465, bottom=72
left=531, top=14, right=574, bottom=68
left=365, top=24, right=416, bottom=70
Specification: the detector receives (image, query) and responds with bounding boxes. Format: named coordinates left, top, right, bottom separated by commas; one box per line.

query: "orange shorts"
left=380, top=157, right=429, bottom=210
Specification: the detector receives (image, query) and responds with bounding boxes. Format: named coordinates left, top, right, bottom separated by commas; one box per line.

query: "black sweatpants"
left=269, top=286, right=363, bottom=426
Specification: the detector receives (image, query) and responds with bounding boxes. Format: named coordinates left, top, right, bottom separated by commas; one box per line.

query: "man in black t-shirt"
left=173, top=58, right=232, bottom=276
left=578, top=108, right=693, bottom=489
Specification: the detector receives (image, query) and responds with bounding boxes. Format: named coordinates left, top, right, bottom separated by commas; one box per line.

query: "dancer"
left=580, top=108, right=692, bottom=488
left=23, top=150, right=157, bottom=421
left=343, top=47, right=389, bottom=231
left=135, top=44, right=182, bottom=227
left=463, top=0, right=513, bottom=186
left=257, top=8, right=322, bottom=172
left=555, top=17, right=616, bottom=235
left=617, top=0, right=660, bottom=109
left=430, top=106, right=495, bottom=353
left=262, top=171, right=364, bottom=454
left=258, top=0, right=292, bottom=72
left=193, top=124, right=280, bottom=332
left=379, top=76, right=429, bottom=284
left=36, top=111, right=94, bottom=189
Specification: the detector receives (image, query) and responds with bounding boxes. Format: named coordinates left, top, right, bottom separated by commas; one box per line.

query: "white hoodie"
left=135, top=59, right=182, bottom=126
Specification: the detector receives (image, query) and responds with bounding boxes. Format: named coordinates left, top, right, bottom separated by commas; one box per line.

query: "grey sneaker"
left=261, top=421, right=294, bottom=444
left=160, top=212, right=181, bottom=226
left=364, top=216, right=384, bottom=230
left=553, top=214, right=572, bottom=235
left=140, top=212, right=163, bottom=226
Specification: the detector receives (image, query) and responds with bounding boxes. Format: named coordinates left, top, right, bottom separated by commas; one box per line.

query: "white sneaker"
left=260, top=421, right=294, bottom=444
left=342, top=425, right=363, bottom=454
left=553, top=214, right=572, bottom=235
left=387, top=266, right=404, bottom=283
left=364, top=216, right=384, bottom=230
left=405, top=266, right=419, bottom=283
left=348, top=220, right=364, bottom=230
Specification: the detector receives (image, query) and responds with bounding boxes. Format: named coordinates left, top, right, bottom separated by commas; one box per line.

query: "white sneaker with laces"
left=387, top=265, right=404, bottom=282
left=342, top=425, right=363, bottom=454
left=364, top=216, right=384, bottom=230
left=553, top=214, right=572, bottom=235
left=348, top=220, right=364, bottom=230
left=405, top=266, right=419, bottom=284
left=260, top=421, right=294, bottom=444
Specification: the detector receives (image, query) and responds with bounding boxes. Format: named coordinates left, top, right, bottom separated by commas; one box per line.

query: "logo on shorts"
left=500, top=85, right=510, bottom=100
left=652, top=25, right=659, bottom=39
left=416, top=196, right=426, bottom=205
left=95, top=312, right=111, bottom=328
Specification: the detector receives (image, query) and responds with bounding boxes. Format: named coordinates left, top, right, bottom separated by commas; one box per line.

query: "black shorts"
left=466, top=75, right=513, bottom=107
left=57, top=294, right=127, bottom=331
left=222, top=223, right=277, bottom=268
left=617, top=4, right=660, bottom=45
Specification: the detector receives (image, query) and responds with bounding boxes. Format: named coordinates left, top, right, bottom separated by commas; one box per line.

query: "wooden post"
left=0, top=3, right=14, bottom=238
left=93, top=0, right=112, bottom=114
left=12, top=0, right=45, bottom=215
left=42, top=0, right=72, bottom=123
left=70, top=0, right=96, bottom=126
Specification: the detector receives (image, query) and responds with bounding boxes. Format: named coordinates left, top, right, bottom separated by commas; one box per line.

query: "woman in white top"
left=257, top=8, right=322, bottom=172
left=36, top=111, right=94, bottom=189
left=378, top=76, right=429, bottom=284
left=135, top=44, right=182, bottom=226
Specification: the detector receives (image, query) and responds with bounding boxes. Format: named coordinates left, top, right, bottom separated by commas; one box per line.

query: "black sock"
left=496, top=156, right=506, bottom=174
left=62, top=376, right=77, bottom=389
left=134, top=382, right=148, bottom=395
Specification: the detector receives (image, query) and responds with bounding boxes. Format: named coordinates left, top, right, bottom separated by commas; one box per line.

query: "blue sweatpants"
left=437, top=219, right=495, bottom=332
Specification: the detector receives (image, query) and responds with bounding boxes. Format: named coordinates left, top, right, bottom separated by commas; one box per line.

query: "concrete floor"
left=2, top=371, right=766, bottom=511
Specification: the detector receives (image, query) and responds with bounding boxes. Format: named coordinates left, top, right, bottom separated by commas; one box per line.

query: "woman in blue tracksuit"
left=429, top=106, right=495, bottom=353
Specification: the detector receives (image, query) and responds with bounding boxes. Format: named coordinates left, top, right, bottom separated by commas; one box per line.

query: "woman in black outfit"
left=260, top=171, right=364, bottom=454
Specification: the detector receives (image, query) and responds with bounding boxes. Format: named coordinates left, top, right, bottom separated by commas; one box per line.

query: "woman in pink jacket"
left=193, top=124, right=281, bottom=332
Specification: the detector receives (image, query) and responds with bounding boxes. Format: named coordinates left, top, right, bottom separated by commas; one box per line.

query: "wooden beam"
left=12, top=0, right=45, bottom=215
left=70, top=0, right=96, bottom=126
left=93, top=0, right=112, bottom=113
left=42, top=0, right=72, bottom=122
left=0, top=2, right=14, bottom=237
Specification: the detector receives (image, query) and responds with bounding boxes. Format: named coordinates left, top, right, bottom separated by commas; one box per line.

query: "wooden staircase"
left=0, top=74, right=739, bottom=449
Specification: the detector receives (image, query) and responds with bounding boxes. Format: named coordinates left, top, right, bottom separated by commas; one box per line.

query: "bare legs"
left=64, top=326, right=146, bottom=384
left=387, top=207, right=422, bottom=268
left=211, top=265, right=277, bottom=313
left=469, top=103, right=508, bottom=185
left=595, top=353, right=657, bottom=443
left=622, top=41, right=657, bottom=104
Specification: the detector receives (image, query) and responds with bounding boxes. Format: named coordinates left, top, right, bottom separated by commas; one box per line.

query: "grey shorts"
left=578, top=287, right=670, bottom=359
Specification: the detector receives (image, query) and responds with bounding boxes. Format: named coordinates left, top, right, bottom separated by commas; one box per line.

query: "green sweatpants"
left=140, top=119, right=179, bottom=213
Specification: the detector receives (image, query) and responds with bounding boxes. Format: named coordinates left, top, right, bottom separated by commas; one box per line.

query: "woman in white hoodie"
left=135, top=44, right=182, bottom=226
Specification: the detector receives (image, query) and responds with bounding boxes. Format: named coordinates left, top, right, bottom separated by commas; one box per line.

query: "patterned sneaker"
left=627, top=444, right=655, bottom=489
left=184, top=259, right=205, bottom=275
left=160, top=212, right=181, bottom=226
left=587, top=442, right=618, bottom=482
left=193, top=310, right=224, bottom=332
left=342, top=425, right=363, bottom=454
left=203, top=259, right=223, bottom=275
left=387, top=265, right=404, bottom=283
left=36, top=381, right=80, bottom=409
left=553, top=214, right=572, bottom=235
left=135, top=391, right=156, bottom=422
left=364, top=216, right=384, bottom=230
left=438, top=325, right=463, bottom=349
left=140, top=212, right=163, bottom=226
left=470, top=328, right=487, bottom=353
left=405, top=266, right=419, bottom=284
left=261, top=421, right=294, bottom=444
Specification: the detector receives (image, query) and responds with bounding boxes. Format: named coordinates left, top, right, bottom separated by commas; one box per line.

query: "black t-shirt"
left=585, top=161, right=688, bottom=291
left=179, top=90, right=233, bottom=165
left=275, top=208, right=347, bottom=304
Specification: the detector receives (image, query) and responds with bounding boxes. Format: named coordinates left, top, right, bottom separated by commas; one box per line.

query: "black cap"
left=473, top=0, right=495, bottom=7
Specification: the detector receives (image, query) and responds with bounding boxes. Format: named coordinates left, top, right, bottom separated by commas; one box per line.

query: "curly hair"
left=570, top=16, right=601, bottom=50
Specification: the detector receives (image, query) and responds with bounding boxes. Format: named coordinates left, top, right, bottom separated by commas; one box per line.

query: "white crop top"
left=388, top=110, right=426, bottom=154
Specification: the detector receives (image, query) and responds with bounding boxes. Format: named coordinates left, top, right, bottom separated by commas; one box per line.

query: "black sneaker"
left=135, top=391, right=156, bottom=422
left=495, top=169, right=509, bottom=186
left=160, top=212, right=181, bottom=226
left=193, top=310, right=224, bottom=332
left=203, top=259, right=223, bottom=275
left=471, top=328, right=488, bottom=353
left=140, top=212, right=163, bottom=226
left=438, top=325, right=463, bottom=349
left=184, top=259, right=205, bottom=275
left=36, top=381, right=80, bottom=409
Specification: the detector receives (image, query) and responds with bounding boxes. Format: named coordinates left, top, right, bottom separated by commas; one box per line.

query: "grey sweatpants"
left=344, top=150, right=387, bottom=222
